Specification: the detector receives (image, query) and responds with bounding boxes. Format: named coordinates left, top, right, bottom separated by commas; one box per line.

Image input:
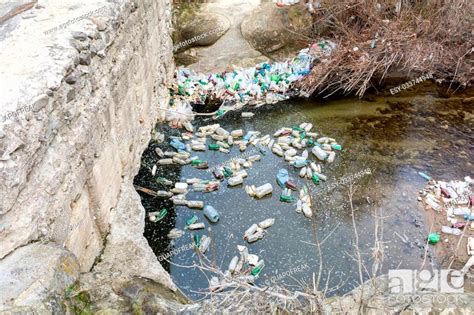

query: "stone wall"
left=0, top=0, right=181, bottom=312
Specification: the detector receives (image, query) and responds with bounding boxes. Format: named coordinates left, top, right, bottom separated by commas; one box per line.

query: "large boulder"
left=241, top=2, right=314, bottom=57
left=174, top=12, right=230, bottom=52
left=0, top=243, right=80, bottom=313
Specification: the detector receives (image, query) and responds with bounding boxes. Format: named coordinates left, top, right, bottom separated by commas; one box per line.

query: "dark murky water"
left=134, top=90, right=473, bottom=300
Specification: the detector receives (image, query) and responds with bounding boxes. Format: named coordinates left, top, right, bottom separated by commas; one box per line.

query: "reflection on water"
left=135, top=92, right=473, bottom=300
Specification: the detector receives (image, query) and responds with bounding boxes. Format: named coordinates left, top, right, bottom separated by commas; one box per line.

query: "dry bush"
left=298, top=0, right=473, bottom=97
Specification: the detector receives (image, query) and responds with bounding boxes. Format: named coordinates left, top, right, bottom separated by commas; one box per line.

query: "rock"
left=0, top=243, right=80, bottom=313
left=175, top=13, right=230, bottom=52
left=241, top=3, right=313, bottom=55
left=32, top=93, right=49, bottom=112
left=72, top=31, right=88, bottom=41
left=70, top=38, right=90, bottom=52
left=90, top=17, right=107, bottom=31
left=78, top=52, right=92, bottom=66
left=64, top=70, right=79, bottom=84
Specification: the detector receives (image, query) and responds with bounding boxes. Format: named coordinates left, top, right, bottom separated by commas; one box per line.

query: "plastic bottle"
left=203, top=205, right=220, bottom=223
left=187, top=222, right=205, bottom=230
left=251, top=260, right=264, bottom=276
left=453, top=208, right=471, bottom=216
left=292, top=159, right=308, bottom=168
left=441, top=226, right=462, bottom=235
left=170, top=139, right=186, bottom=151
left=255, top=183, right=273, bottom=198
left=312, top=146, right=328, bottom=161
left=157, top=191, right=173, bottom=198
left=199, top=235, right=211, bottom=253
left=427, top=233, right=440, bottom=244
left=228, top=176, right=243, bottom=186
left=187, top=200, right=204, bottom=209
left=244, top=224, right=258, bottom=239
left=258, top=218, right=275, bottom=229
left=158, top=158, right=174, bottom=165
left=418, top=172, right=431, bottom=181
left=276, top=169, right=289, bottom=187
left=464, top=214, right=474, bottom=221
left=311, top=174, right=320, bottom=185
left=186, top=215, right=198, bottom=226
left=208, top=143, right=220, bottom=150
left=228, top=256, right=239, bottom=273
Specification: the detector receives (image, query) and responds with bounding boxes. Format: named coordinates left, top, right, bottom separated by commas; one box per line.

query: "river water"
left=134, top=90, right=473, bottom=300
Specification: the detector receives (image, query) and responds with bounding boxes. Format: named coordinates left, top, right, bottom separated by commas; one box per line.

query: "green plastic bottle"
left=193, top=234, right=201, bottom=247
left=157, top=209, right=168, bottom=221
left=280, top=195, right=296, bottom=203
left=178, top=85, right=186, bottom=96
left=251, top=263, right=264, bottom=276
left=223, top=167, right=233, bottom=178
left=191, top=159, right=205, bottom=165
left=311, top=174, right=320, bottom=185
left=331, top=144, right=342, bottom=151
left=208, top=144, right=220, bottom=150
left=428, top=233, right=440, bottom=244
left=186, top=215, right=198, bottom=227
left=270, top=74, right=281, bottom=84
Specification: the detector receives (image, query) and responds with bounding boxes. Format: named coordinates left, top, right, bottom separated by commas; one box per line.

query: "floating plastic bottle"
left=187, top=222, right=205, bottom=230
left=228, top=256, right=239, bottom=273
left=312, top=146, right=328, bottom=161
left=292, top=159, right=308, bottom=168
left=311, top=174, right=320, bottom=185
left=244, top=224, right=258, bottom=239
left=208, top=143, right=220, bottom=150
left=156, top=190, right=173, bottom=198
left=228, top=176, right=243, bottom=186
left=258, top=218, right=275, bottom=229
left=203, top=205, right=220, bottom=223
left=186, top=215, right=198, bottom=227
left=187, top=200, right=204, bottom=209
left=250, top=260, right=264, bottom=276
left=199, top=235, right=211, bottom=253
left=255, top=183, right=273, bottom=198
left=276, top=169, right=289, bottom=187
left=286, top=180, right=297, bottom=190
left=157, top=177, right=173, bottom=186
left=170, top=139, right=186, bottom=151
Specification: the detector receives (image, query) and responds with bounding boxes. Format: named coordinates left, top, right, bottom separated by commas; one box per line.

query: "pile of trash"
left=139, top=120, right=342, bottom=285
left=419, top=176, right=473, bottom=236
left=209, top=245, right=265, bottom=291
left=166, top=41, right=337, bottom=125
left=419, top=176, right=473, bottom=258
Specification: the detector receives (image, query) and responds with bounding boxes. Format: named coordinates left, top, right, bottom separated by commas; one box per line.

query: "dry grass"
left=297, top=0, right=473, bottom=97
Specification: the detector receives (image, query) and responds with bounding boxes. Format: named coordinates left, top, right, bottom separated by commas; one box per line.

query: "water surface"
left=135, top=91, right=473, bottom=299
